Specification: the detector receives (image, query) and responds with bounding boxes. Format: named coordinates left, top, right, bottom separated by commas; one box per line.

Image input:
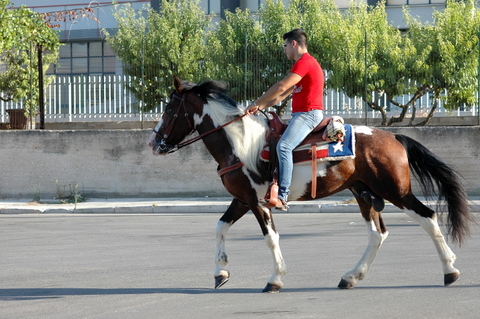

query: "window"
left=387, top=0, right=445, bottom=4
left=47, top=41, right=117, bottom=75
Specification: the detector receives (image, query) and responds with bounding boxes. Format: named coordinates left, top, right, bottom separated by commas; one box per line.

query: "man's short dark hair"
left=283, top=29, right=308, bottom=47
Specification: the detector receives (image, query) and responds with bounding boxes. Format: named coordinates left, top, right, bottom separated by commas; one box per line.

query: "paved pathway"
left=1, top=212, right=479, bottom=319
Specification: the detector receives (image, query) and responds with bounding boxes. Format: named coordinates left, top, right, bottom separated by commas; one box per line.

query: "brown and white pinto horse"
left=148, top=77, right=474, bottom=293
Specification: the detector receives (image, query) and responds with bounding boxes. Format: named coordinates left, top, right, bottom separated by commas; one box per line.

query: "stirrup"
left=259, top=180, right=280, bottom=209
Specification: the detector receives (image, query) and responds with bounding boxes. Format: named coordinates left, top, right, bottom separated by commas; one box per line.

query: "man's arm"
left=245, top=72, right=301, bottom=114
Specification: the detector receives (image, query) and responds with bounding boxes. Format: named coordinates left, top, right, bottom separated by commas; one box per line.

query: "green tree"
left=314, top=1, right=414, bottom=125
left=364, top=2, right=417, bottom=126
left=105, top=0, right=480, bottom=123
left=104, top=0, right=210, bottom=111
left=405, top=0, right=480, bottom=125
left=205, top=3, right=292, bottom=111
left=0, top=0, right=60, bottom=117
left=205, top=8, right=264, bottom=102
left=205, top=0, right=336, bottom=114
left=325, top=0, right=480, bottom=126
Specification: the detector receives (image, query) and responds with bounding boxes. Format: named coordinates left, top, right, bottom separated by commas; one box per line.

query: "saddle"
left=261, top=112, right=346, bottom=208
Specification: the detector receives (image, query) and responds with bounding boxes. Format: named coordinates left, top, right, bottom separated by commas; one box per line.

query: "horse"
left=148, top=76, right=474, bottom=293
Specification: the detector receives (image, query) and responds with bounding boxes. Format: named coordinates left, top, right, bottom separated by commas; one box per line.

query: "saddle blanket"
left=261, top=124, right=356, bottom=164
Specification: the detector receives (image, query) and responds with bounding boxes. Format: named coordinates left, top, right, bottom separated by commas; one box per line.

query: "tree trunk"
left=415, top=91, right=440, bottom=126
left=387, top=85, right=431, bottom=126
left=408, top=103, right=417, bottom=126
left=387, top=104, right=409, bottom=126
left=365, top=101, right=387, bottom=125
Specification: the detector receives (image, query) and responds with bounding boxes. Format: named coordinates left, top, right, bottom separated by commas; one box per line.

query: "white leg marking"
left=264, top=222, right=287, bottom=287
left=214, top=220, right=232, bottom=277
left=342, top=220, right=388, bottom=284
left=404, top=211, right=458, bottom=275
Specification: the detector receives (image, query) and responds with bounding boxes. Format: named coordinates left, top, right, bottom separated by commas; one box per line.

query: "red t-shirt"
left=290, top=53, right=324, bottom=112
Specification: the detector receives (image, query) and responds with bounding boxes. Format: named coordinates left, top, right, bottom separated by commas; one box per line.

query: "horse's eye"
left=166, top=108, right=172, bottom=114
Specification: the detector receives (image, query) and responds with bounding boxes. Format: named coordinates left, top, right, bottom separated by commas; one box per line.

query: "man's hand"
left=245, top=104, right=260, bottom=115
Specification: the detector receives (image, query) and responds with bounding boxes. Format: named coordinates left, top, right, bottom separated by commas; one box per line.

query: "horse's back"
left=353, top=126, right=406, bottom=162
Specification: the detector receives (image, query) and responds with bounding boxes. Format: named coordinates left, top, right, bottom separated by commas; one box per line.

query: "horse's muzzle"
left=150, top=139, right=175, bottom=155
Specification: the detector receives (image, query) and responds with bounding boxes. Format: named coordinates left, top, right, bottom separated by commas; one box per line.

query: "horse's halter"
left=152, top=92, right=247, bottom=154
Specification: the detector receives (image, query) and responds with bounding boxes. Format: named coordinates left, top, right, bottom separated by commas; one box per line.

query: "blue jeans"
left=276, top=109, right=323, bottom=201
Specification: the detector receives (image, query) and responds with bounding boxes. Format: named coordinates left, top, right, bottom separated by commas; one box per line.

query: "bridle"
left=157, top=93, right=194, bottom=139
left=153, top=92, right=247, bottom=154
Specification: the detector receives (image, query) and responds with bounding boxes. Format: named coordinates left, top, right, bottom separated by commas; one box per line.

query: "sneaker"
left=275, top=199, right=289, bottom=212
left=258, top=198, right=268, bottom=205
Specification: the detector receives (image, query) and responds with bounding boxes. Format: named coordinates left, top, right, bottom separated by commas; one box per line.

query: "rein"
left=153, top=93, right=248, bottom=153
left=174, top=113, right=247, bottom=151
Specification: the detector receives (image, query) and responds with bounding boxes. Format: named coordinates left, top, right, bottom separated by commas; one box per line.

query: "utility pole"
left=37, top=45, right=45, bottom=129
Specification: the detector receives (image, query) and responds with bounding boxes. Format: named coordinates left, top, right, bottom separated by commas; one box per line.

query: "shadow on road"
left=2, top=283, right=479, bottom=300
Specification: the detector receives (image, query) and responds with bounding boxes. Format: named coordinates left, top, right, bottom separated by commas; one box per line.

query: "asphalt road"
left=1, top=212, right=479, bottom=319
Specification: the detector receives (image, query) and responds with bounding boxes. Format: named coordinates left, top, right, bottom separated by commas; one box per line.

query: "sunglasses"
left=283, top=41, right=295, bottom=48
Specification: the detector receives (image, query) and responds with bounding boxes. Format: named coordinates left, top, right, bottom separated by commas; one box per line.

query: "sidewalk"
left=1, top=196, right=479, bottom=214
left=0, top=196, right=356, bottom=214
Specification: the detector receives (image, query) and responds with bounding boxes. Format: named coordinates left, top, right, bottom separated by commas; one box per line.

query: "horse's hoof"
left=338, top=278, right=355, bottom=289
left=262, top=283, right=282, bottom=293
left=444, top=272, right=460, bottom=286
left=214, top=272, right=230, bottom=289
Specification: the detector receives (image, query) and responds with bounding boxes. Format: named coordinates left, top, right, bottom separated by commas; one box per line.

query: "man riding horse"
left=245, top=29, right=324, bottom=212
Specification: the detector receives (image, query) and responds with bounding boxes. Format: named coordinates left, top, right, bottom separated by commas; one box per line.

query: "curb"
left=0, top=201, right=385, bottom=215
left=1, top=197, right=478, bottom=215
left=0, top=197, right=358, bottom=214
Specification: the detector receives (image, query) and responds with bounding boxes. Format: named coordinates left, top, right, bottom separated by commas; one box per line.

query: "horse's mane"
left=183, top=80, right=268, bottom=176
left=181, top=80, right=238, bottom=109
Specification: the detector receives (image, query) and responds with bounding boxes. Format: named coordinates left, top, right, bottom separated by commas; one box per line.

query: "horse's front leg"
left=252, top=205, right=287, bottom=293
left=214, top=198, right=249, bottom=289
left=262, top=215, right=287, bottom=293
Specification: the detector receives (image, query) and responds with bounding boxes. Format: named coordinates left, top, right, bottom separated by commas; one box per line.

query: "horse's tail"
left=395, top=134, right=474, bottom=245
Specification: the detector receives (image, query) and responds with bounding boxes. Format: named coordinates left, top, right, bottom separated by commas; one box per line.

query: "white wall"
left=0, top=130, right=227, bottom=199
left=0, top=127, right=479, bottom=200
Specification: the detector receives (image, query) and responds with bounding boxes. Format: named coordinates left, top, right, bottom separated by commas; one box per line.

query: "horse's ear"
left=173, top=76, right=183, bottom=93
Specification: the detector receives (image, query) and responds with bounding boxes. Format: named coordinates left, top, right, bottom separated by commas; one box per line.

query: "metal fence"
left=0, top=74, right=162, bottom=124
left=1, top=73, right=477, bottom=125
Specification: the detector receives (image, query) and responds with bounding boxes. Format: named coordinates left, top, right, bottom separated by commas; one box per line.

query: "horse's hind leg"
left=214, top=198, right=250, bottom=289
left=401, top=195, right=460, bottom=286
left=339, top=189, right=389, bottom=289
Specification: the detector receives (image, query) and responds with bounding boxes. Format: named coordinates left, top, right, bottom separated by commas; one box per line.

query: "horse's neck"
left=197, top=124, right=238, bottom=168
